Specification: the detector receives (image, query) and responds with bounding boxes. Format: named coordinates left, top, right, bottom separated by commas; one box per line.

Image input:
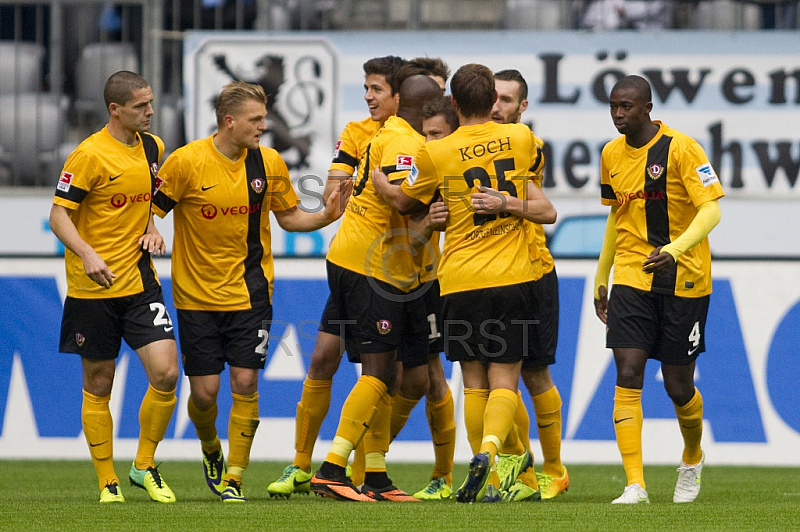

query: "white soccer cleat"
left=612, top=483, right=650, bottom=504
left=673, top=453, right=704, bottom=503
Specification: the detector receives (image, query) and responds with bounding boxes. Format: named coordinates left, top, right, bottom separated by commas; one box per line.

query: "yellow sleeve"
left=594, top=206, right=618, bottom=299
left=661, top=199, right=721, bottom=261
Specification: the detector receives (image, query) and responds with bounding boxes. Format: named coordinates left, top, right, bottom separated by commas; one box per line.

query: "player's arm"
left=593, top=205, right=619, bottom=324
left=138, top=212, right=166, bottom=256
left=323, top=169, right=352, bottom=203
left=406, top=199, right=447, bottom=249
left=643, top=199, right=721, bottom=273
left=372, top=165, right=421, bottom=214
left=471, top=180, right=557, bottom=224
left=274, top=178, right=353, bottom=232
left=49, top=204, right=116, bottom=288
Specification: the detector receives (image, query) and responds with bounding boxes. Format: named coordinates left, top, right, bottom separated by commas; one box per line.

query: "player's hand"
left=82, top=250, right=116, bottom=288
left=138, top=232, right=166, bottom=256
left=427, top=199, right=448, bottom=229
left=643, top=245, right=676, bottom=273
left=325, top=177, right=353, bottom=221
left=594, top=285, right=609, bottom=324
left=471, top=186, right=507, bottom=214
left=372, top=165, right=390, bottom=196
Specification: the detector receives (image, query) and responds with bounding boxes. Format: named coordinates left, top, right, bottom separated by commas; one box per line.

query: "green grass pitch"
left=4, top=460, right=799, bottom=531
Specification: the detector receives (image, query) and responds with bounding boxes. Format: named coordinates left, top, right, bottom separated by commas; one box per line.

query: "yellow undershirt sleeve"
left=661, top=200, right=721, bottom=261
left=594, top=206, right=618, bottom=299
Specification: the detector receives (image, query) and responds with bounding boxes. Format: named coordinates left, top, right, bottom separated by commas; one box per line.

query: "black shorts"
left=177, top=302, right=273, bottom=376
left=442, top=281, right=537, bottom=365
left=422, top=279, right=445, bottom=356
left=59, top=285, right=175, bottom=359
left=524, top=268, right=558, bottom=369
left=398, top=290, right=430, bottom=370
left=606, top=284, right=710, bottom=365
left=319, top=261, right=406, bottom=362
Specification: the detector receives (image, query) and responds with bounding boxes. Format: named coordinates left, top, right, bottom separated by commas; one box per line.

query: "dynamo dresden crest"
left=647, top=163, right=664, bottom=180
left=376, top=320, right=392, bottom=335
left=250, top=177, right=265, bottom=194
left=75, top=333, right=85, bottom=347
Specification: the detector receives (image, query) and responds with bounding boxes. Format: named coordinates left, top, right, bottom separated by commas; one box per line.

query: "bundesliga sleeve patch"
left=396, top=155, right=414, bottom=171
left=406, top=164, right=419, bottom=186
left=57, top=171, right=73, bottom=192
left=333, top=139, right=342, bottom=158
left=695, top=163, right=719, bottom=187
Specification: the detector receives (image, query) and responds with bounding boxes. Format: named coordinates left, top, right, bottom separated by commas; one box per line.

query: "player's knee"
left=400, top=372, right=428, bottom=400
left=664, top=380, right=694, bottom=406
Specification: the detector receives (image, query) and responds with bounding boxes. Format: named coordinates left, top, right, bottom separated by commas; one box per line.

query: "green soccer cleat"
left=129, top=463, right=176, bottom=503
left=496, top=450, right=531, bottom=491
left=480, top=484, right=502, bottom=503
left=203, top=448, right=227, bottom=496
left=267, top=464, right=313, bottom=498
left=99, top=482, right=125, bottom=503
left=413, top=477, right=452, bottom=500
left=220, top=478, right=247, bottom=503
left=502, top=479, right=542, bottom=502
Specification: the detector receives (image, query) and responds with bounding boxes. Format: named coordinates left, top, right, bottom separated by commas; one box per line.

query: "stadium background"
left=1, top=0, right=799, bottom=466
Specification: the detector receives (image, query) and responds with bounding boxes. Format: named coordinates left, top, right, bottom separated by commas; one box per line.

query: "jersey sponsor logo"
left=333, top=139, right=342, bottom=158
left=647, top=163, right=664, bottom=180
left=396, top=155, right=413, bottom=171
left=251, top=177, right=265, bottom=194
left=614, top=189, right=666, bottom=206
left=376, top=319, right=392, bottom=335
left=110, top=192, right=151, bottom=209
left=75, top=332, right=85, bottom=347
left=202, top=204, right=218, bottom=219
left=696, top=163, right=719, bottom=187
left=200, top=203, right=263, bottom=219
left=57, top=171, right=73, bottom=192
left=406, top=164, right=419, bottom=186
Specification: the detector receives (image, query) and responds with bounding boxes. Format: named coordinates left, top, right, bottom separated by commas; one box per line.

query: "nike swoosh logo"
left=201, top=184, right=218, bottom=191
left=294, top=478, right=311, bottom=487
left=614, top=417, right=633, bottom=424
left=434, top=441, right=450, bottom=447
left=537, top=422, right=555, bottom=429
left=164, top=326, right=173, bottom=333
left=240, top=431, right=255, bottom=438
left=109, top=174, right=122, bottom=181
left=681, top=422, right=702, bottom=429
left=610, top=172, right=619, bottom=178
left=89, top=440, right=108, bottom=447
left=362, top=421, right=370, bottom=429
left=688, top=346, right=700, bottom=356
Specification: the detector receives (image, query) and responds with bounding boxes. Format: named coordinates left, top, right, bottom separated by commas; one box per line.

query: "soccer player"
left=490, top=69, right=570, bottom=501
left=50, top=70, right=180, bottom=504
left=593, top=75, right=723, bottom=504
left=152, top=80, right=350, bottom=502
left=373, top=63, right=557, bottom=503
left=266, top=55, right=406, bottom=498
left=308, top=74, right=444, bottom=502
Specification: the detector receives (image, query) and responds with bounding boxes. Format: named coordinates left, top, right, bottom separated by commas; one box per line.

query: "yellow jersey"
left=329, top=117, right=382, bottom=176
left=600, top=121, right=724, bottom=297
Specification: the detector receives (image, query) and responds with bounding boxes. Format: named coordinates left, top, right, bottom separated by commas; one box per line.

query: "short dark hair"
left=450, top=63, right=494, bottom=119
left=422, top=95, right=459, bottom=133
left=613, top=75, right=652, bottom=102
left=494, top=69, right=528, bottom=102
left=395, top=57, right=451, bottom=91
left=363, top=55, right=406, bottom=95
left=104, top=70, right=149, bottom=110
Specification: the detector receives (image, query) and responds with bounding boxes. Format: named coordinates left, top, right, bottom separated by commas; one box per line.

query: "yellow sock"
left=390, top=394, right=419, bottom=442
left=225, top=392, right=259, bottom=482
left=351, top=443, right=366, bottom=487
left=364, top=392, right=392, bottom=473
left=324, top=375, right=385, bottom=468
left=614, top=386, right=645, bottom=488
left=533, top=386, right=564, bottom=477
left=463, top=388, right=489, bottom=455
left=674, top=387, right=703, bottom=465
left=187, top=397, right=220, bottom=454
left=82, top=389, right=118, bottom=491
left=135, top=385, right=176, bottom=470
left=427, top=387, right=455, bottom=485
left=517, top=466, right=540, bottom=490
left=294, top=377, right=332, bottom=471
left=500, top=391, right=529, bottom=455
left=480, top=388, right=518, bottom=461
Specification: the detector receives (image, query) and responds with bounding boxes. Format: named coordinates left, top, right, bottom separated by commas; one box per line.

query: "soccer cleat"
left=502, top=479, right=542, bottom=502
left=413, top=477, right=452, bottom=500
left=673, top=453, right=704, bottom=503
left=310, top=468, right=375, bottom=502
left=537, top=467, right=570, bottom=500
left=129, top=463, right=176, bottom=503
left=361, top=483, right=421, bottom=502
left=203, top=448, right=227, bottom=496
left=220, top=478, right=247, bottom=502
left=480, top=484, right=502, bottom=503
left=497, top=450, right=532, bottom=491
left=267, top=465, right=312, bottom=498
left=612, top=483, right=650, bottom=504
left=455, top=452, right=491, bottom=503
left=99, top=482, right=125, bottom=503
